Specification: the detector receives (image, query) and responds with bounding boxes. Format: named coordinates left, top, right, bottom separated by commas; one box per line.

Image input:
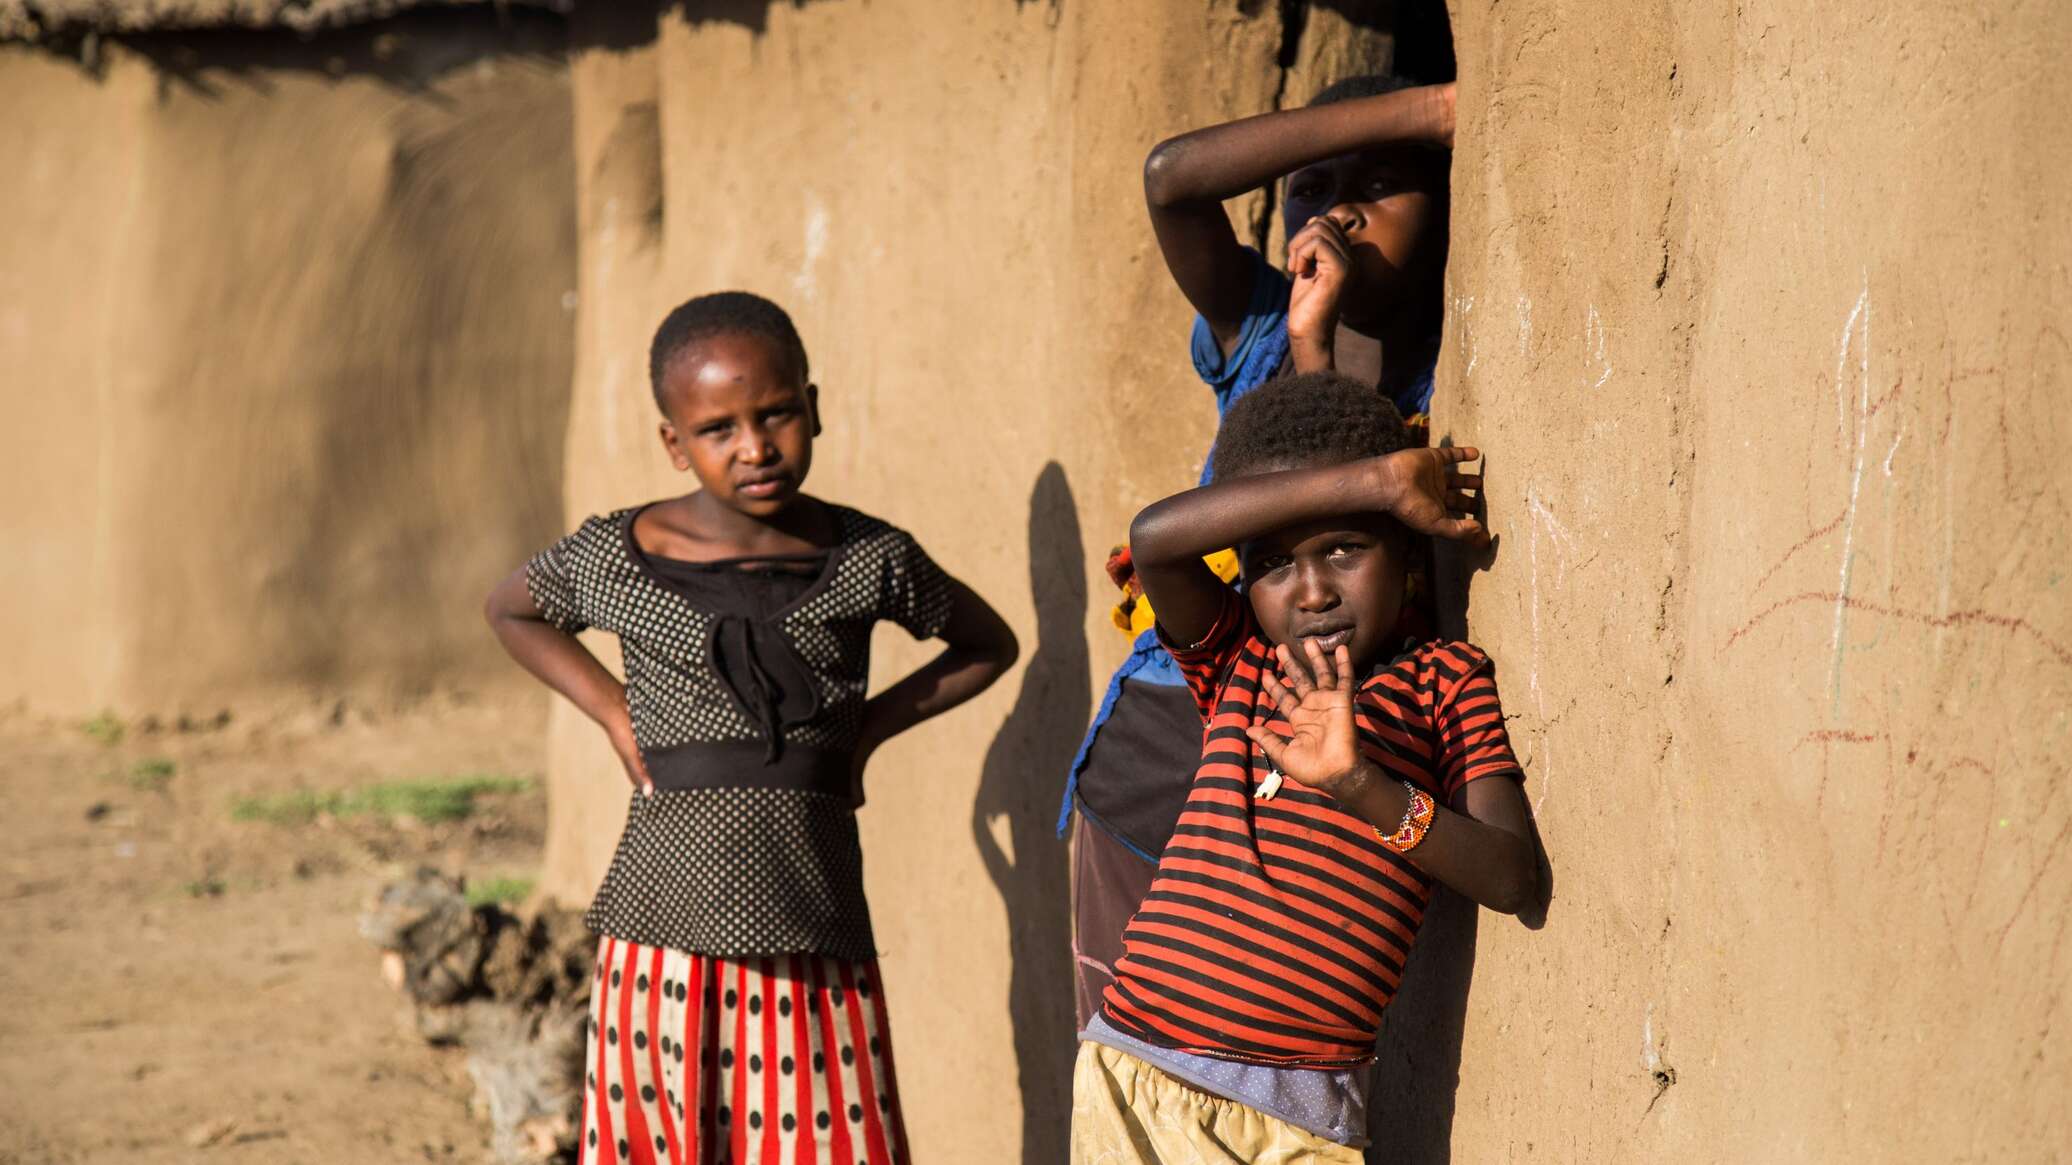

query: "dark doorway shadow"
left=973, top=462, right=1087, bottom=1165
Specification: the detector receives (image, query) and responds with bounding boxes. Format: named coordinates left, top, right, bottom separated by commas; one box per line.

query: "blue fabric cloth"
left=1057, top=249, right=1293, bottom=844
left=1080, top=1015, right=1372, bottom=1148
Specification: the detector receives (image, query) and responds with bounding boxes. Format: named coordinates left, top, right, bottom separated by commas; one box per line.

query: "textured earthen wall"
left=0, top=12, right=575, bottom=715
left=1430, top=0, right=2072, bottom=1159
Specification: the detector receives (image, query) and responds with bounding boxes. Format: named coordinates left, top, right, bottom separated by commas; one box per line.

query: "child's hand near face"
left=1287, top=214, right=1354, bottom=371
left=1246, top=640, right=1370, bottom=801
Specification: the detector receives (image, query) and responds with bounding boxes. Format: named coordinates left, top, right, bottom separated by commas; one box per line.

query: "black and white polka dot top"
left=526, top=502, right=954, bottom=960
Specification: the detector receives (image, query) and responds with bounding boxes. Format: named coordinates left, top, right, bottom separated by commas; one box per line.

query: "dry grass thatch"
left=0, top=0, right=567, bottom=41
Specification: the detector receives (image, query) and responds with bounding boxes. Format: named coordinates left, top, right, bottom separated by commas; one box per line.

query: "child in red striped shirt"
left=1070, top=371, right=1538, bottom=1162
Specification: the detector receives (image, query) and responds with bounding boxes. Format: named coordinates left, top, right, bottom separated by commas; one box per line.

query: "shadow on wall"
left=972, top=462, right=1087, bottom=1165
left=1378, top=478, right=1553, bottom=1163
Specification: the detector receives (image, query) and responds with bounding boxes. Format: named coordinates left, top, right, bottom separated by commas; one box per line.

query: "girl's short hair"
left=648, top=291, right=809, bottom=410
left=1211, top=371, right=1411, bottom=481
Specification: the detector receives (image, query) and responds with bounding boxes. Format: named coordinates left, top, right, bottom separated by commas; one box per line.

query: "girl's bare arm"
left=483, top=567, right=651, bottom=791
left=854, top=579, right=1019, bottom=764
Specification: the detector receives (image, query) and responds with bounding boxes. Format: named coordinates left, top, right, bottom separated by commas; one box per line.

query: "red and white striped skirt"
left=580, top=937, right=910, bottom=1165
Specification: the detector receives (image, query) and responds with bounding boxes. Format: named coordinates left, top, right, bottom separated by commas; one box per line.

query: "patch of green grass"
left=120, top=758, right=177, bottom=791
left=183, top=876, right=226, bottom=899
left=230, top=774, right=534, bottom=826
left=80, top=711, right=125, bottom=746
left=465, top=876, right=536, bottom=908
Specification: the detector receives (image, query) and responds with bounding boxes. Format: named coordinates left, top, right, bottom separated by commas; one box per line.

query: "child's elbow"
left=1142, top=137, right=1192, bottom=208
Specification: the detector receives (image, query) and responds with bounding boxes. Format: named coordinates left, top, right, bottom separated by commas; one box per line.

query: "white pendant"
left=1258, top=768, right=1285, bottom=800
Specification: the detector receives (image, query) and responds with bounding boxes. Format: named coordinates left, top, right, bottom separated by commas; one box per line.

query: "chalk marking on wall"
left=1525, top=491, right=1574, bottom=813
left=793, top=193, right=829, bottom=304
left=1829, top=279, right=1872, bottom=711
left=1457, top=294, right=1479, bottom=378
left=1586, top=304, right=1612, bottom=389
left=1642, top=1002, right=1661, bottom=1072
left=597, top=199, right=623, bottom=457
left=1517, top=294, right=1533, bottom=357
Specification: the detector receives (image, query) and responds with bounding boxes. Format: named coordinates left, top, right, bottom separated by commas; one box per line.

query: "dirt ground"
left=0, top=698, right=553, bottom=1164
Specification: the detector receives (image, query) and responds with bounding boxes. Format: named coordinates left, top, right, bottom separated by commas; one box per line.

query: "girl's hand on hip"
left=605, top=712, right=654, bottom=795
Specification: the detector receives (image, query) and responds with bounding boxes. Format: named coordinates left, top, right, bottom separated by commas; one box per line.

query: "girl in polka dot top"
left=486, top=292, right=1019, bottom=1165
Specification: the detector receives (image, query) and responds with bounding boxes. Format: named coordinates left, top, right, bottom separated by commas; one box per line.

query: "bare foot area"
left=0, top=698, right=550, bottom=1164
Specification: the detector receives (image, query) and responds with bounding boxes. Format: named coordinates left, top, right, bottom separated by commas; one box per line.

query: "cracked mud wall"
left=1435, top=0, right=2071, bottom=1158
left=0, top=11, right=575, bottom=716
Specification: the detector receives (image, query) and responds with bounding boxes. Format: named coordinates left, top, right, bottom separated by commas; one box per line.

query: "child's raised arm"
left=1142, top=83, right=1454, bottom=352
left=1128, top=445, right=1486, bottom=649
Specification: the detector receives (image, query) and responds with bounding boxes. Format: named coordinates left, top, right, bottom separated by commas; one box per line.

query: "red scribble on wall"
left=1722, top=592, right=2072, bottom=670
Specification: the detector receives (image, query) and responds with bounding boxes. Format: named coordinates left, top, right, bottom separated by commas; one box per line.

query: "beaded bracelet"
left=1375, top=783, right=1435, bottom=853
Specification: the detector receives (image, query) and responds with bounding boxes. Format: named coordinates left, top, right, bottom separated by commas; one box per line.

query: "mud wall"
left=0, top=11, right=575, bottom=716
left=1431, top=0, right=2072, bottom=1159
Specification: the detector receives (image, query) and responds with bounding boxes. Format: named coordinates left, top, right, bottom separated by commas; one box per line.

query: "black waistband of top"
left=642, top=741, right=851, bottom=799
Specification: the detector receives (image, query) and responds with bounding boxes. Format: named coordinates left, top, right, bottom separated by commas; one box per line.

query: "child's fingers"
left=1446, top=490, right=1478, bottom=511
left=1244, top=724, right=1291, bottom=769
left=1334, top=644, right=1353, bottom=689
left=1446, top=471, right=1484, bottom=493
left=1259, top=669, right=1304, bottom=721
left=1434, top=445, right=1482, bottom=465
left=1303, top=637, right=1336, bottom=690
left=1274, top=643, right=1317, bottom=695
left=1435, top=517, right=1491, bottom=546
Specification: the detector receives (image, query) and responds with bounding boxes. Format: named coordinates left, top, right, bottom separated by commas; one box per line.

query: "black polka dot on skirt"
left=616, top=1140, right=628, bottom=1158
left=641, top=1085, right=655, bottom=1103
left=749, top=1054, right=762, bottom=1073
left=655, top=1135, right=668, bottom=1152
left=588, top=1130, right=597, bottom=1147
left=781, top=1055, right=794, bottom=1075
left=859, top=976, right=872, bottom=998
left=660, top=1036, right=671, bottom=1054
left=831, top=987, right=845, bottom=1005
left=612, top=969, right=621, bottom=987
left=870, top=1036, right=881, bottom=1055
left=610, top=1084, right=623, bottom=1103
left=749, top=1112, right=763, bottom=1130
left=634, top=1031, right=648, bottom=1050
left=749, top=995, right=762, bottom=1015
left=674, top=1044, right=685, bottom=1063
left=813, top=1052, right=825, bottom=1072
left=725, top=988, right=738, bottom=1008
left=779, top=996, right=793, bottom=1017
left=841, top=1046, right=855, bottom=1066
left=719, top=1105, right=731, bottom=1124
left=637, top=973, right=649, bottom=991
left=608, top=1026, right=619, bottom=1045
left=848, top=1102, right=863, bottom=1123
left=816, top=1111, right=831, bottom=1130
left=783, top=1114, right=797, bottom=1132
left=720, top=1050, right=734, bottom=1070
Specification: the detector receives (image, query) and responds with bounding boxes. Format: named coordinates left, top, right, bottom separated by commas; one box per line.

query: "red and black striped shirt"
left=1098, top=590, right=1524, bottom=1068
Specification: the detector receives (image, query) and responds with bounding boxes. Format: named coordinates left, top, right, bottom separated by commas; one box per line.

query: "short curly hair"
left=647, top=291, right=809, bottom=412
left=1211, top=371, right=1411, bottom=481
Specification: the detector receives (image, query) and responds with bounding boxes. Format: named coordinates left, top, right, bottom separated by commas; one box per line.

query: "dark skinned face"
left=1282, top=147, right=1445, bottom=330
left=1240, top=512, right=1409, bottom=676
left=656, top=332, right=818, bottom=520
